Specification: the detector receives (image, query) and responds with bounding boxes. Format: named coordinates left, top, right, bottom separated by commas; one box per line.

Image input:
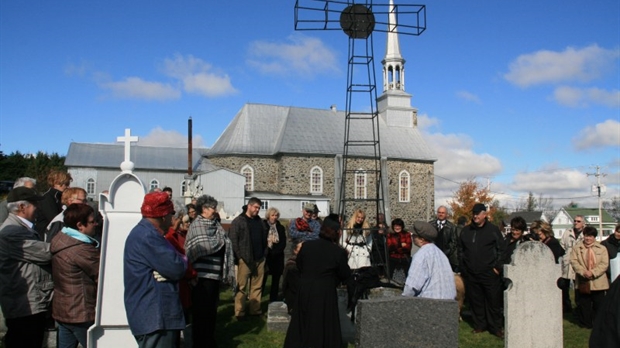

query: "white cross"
left=117, top=128, right=138, bottom=163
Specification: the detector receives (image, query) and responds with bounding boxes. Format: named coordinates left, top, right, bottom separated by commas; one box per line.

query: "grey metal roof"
left=208, top=103, right=436, bottom=161
left=65, top=143, right=214, bottom=172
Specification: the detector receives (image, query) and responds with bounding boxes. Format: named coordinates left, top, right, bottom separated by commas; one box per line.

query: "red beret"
left=141, top=192, right=174, bottom=218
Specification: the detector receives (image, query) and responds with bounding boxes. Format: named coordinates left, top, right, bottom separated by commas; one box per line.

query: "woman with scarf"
left=262, top=207, right=287, bottom=302
left=185, top=195, right=235, bottom=347
left=51, top=203, right=100, bottom=348
left=386, top=218, right=412, bottom=284
left=570, top=226, right=610, bottom=328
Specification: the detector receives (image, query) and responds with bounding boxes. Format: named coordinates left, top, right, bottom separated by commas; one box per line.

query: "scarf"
left=185, top=215, right=236, bottom=285
left=295, top=218, right=311, bottom=232
left=584, top=242, right=596, bottom=271
left=267, top=221, right=279, bottom=249
left=61, top=226, right=100, bottom=249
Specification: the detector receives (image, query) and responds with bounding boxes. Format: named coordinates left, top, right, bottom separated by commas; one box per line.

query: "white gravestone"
left=503, top=241, right=563, bottom=348
left=610, top=255, right=619, bottom=282
left=88, top=129, right=145, bottom=347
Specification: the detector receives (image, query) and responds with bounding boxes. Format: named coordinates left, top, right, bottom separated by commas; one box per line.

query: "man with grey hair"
left=560, top=214, right=586, bottom=314
left=429, top=205, right=459, bottom=272
left=0, top=187, right=52, bottom=348
left=0, top=177, right=37, bottom=225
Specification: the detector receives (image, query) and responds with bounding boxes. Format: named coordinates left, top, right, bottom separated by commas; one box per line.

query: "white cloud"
left=456, top=90, right=481, bottom=104
left=247, top=34, right=339, bottom=77
left=98, top=77, right=180, bottom=101
left=419, top=114, right=503, bottom=207
left=553, top=86, right=620, bottom=108
left=504, top=44, right=619, bottom=87
left=138, top=127, right=206, bottom=148
left=162, top=54, right=238, bottom=97
left=573, top=119, right=620, bottom=150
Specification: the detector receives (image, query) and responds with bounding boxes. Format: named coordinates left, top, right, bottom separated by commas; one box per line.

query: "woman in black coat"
left=262, top=207, right=287, bottom=302
left=284, top=215, right=351, bottom=348
left=531, top=220, right=565, bottom=263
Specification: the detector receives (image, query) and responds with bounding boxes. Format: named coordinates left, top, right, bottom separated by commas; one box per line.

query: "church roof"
left=208, top=103, right=436, bottom=161
left=65, top=142, right=213, bottom=172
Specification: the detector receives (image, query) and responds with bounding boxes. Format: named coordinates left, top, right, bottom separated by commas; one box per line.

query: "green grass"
left=215, top=277, right=591, bottom=348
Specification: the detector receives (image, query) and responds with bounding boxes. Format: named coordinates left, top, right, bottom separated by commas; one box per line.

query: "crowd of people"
left=1, top=171, right=619, bottom=347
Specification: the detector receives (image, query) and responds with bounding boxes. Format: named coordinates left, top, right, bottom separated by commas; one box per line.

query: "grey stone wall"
left=209, top=155, right=434, bottom=227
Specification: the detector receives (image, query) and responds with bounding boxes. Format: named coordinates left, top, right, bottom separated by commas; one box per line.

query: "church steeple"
left=377, top=0, right=417, bottom=128
left=382, top=0, right=406, bottom=92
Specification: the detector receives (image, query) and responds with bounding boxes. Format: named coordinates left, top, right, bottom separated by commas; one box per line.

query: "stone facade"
left=210, top=154, right=434, bottom=227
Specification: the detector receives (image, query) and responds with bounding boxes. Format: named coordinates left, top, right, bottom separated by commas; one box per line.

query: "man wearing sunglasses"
left=560, top=215, right=586, bottom=314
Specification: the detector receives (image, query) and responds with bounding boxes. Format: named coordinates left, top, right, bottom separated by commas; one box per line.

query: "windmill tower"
left=294, top=0, right=426, bottom=223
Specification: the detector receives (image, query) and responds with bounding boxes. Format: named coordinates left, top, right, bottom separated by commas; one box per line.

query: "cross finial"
left=117, top=128, right=138, bottom=172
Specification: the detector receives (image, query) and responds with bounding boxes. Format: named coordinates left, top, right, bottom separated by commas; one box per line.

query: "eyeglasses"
left=574, top=220, right=582, bottom=223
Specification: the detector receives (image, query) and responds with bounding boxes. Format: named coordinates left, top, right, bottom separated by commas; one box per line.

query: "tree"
left=0, top=151, right=67, bottom=192
left=447, top=178, right=496, bottom=222
left=526, top=192, right=537, bottom=211
left=603, top=196, right=620, bottom=222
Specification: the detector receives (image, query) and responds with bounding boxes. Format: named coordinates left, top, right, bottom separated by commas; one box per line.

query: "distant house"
left=551, top=207, right=616, bottom=239
left=505, top=211, right=548, bottom=234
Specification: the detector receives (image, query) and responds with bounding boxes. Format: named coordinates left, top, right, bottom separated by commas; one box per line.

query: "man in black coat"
left=429, top=205, right=459, bottom=272
left=458, top=203, right=505, bottom=339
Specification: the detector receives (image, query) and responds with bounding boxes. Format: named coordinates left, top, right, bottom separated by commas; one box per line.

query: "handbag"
left=577, top=276, right=590, bottom=295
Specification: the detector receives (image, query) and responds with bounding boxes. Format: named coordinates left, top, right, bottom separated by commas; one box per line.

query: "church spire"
left=382, top=0, right=406, bottom=92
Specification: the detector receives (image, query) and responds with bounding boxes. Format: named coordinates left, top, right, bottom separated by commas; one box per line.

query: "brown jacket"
left=570, top=241, right=609, bottom=292
left=51, top=231, right=100, bottom=323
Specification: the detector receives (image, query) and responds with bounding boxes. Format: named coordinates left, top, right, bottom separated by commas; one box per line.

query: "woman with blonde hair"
left=341, top=208, right=372, bottom=270
left=262, top=207, right=287, bottom=302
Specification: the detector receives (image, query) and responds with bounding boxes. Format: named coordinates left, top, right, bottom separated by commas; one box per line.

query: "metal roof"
left=65, top=143, right=214, bottom=172
left=208, top=103, right=436, bottom=161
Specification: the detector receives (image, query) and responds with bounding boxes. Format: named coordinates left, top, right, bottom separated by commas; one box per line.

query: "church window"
left=86, top=178, right=95, bottom=195
left=399, top=170, right=410, bottom=202
left=354, top=169, right=367, bottom=199
left=310, top=166, right=323, bottom=194
left=150, top=179, right=160, bottom=191
left=241, top=165, right=254, bottom=191
left=261, top=200, right=269, bottom=210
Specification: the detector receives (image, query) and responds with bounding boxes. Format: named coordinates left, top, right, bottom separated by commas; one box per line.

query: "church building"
left=65, top=15, right=436, bottom=225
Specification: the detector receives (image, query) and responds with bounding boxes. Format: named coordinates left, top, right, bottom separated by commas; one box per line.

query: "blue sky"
left=1, top=0, right=619, bottom=211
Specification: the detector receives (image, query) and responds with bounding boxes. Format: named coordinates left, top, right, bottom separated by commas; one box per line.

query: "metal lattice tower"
left=294, top=1, right=426, bottom=224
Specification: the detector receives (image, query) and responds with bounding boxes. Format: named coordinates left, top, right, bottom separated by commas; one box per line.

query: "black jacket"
left=429, top=219, right=459, bottom=271
left=458, top=220, right=505, bottom=274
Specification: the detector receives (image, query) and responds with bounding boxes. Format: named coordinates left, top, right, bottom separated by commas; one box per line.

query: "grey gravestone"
left=88, top=129, right=145, bottom=347
left=356, top=295, right=459, bottom=348
left=504, top=241, right=563, bottom=348
left=267, top=302, right=290, bottom=332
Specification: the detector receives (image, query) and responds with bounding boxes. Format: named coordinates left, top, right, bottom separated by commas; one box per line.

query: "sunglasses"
left=574, top=220, right=582, bottom=223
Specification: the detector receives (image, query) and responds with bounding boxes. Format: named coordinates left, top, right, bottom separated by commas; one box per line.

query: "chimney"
left=188, top=117, right=193, bottom=176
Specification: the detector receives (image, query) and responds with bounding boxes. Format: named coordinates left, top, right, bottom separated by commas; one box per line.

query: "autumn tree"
left=447, top=178, right=496, bottom=222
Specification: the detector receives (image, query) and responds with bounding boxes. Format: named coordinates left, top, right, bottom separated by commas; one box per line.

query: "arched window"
left=86, top=178, right=96, bottom=195
left=399, top=170, right=410, bottom=202
left=241, top=165, right=254, bottom=191
left=310, top=166, right=323, bottom=194
left=354, top=169, right=367, bottom=199
left=150, top=179, right=160, bottom=191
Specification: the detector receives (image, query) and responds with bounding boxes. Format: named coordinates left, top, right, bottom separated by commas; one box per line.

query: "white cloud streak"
left=247, top=34, right=339, bottom=77
left=162, top=54, right=238, bottom=97
left=504, top=44, right=619, bottom=88
left=573, top=119, right=620, bottom=150
left=456, top=90, right=481, bottom=104
left=554, top=86, right=620, bottom=108
left=98, top=77, right=180, bottom=101
left=138, top=127, right=206, bottom=148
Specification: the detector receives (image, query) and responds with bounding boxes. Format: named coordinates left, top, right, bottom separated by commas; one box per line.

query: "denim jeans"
left=57, top=321, right=93, bottom=348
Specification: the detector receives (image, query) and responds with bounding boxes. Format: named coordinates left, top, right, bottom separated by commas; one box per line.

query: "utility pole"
left=587, top=165, right=606, bottom=240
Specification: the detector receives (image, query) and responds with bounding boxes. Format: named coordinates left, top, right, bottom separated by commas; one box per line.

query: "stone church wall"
left=209, top=155, right=434, bottom=227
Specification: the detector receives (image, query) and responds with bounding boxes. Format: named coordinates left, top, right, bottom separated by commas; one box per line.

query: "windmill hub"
left=340, top=4, right=375, bottom=39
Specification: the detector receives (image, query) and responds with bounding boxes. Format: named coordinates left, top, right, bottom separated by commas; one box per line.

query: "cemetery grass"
left=216, top=278, right=592, bottom=348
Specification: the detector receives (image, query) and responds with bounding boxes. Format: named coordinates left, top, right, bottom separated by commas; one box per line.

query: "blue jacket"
left=124, top=219, right=187, bottom=336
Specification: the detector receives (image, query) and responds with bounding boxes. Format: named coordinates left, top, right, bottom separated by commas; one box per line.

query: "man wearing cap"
left=0, top=187, right=52, bottom=348
left=403, top=221, right=456, bottom=299
left=0, top=177, right=37, bottom=225
left=124, top=191, right=188, bottom=347
left=458, top=203, right=505, bottom=339
left=289, top=203, right=322, bottom=243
